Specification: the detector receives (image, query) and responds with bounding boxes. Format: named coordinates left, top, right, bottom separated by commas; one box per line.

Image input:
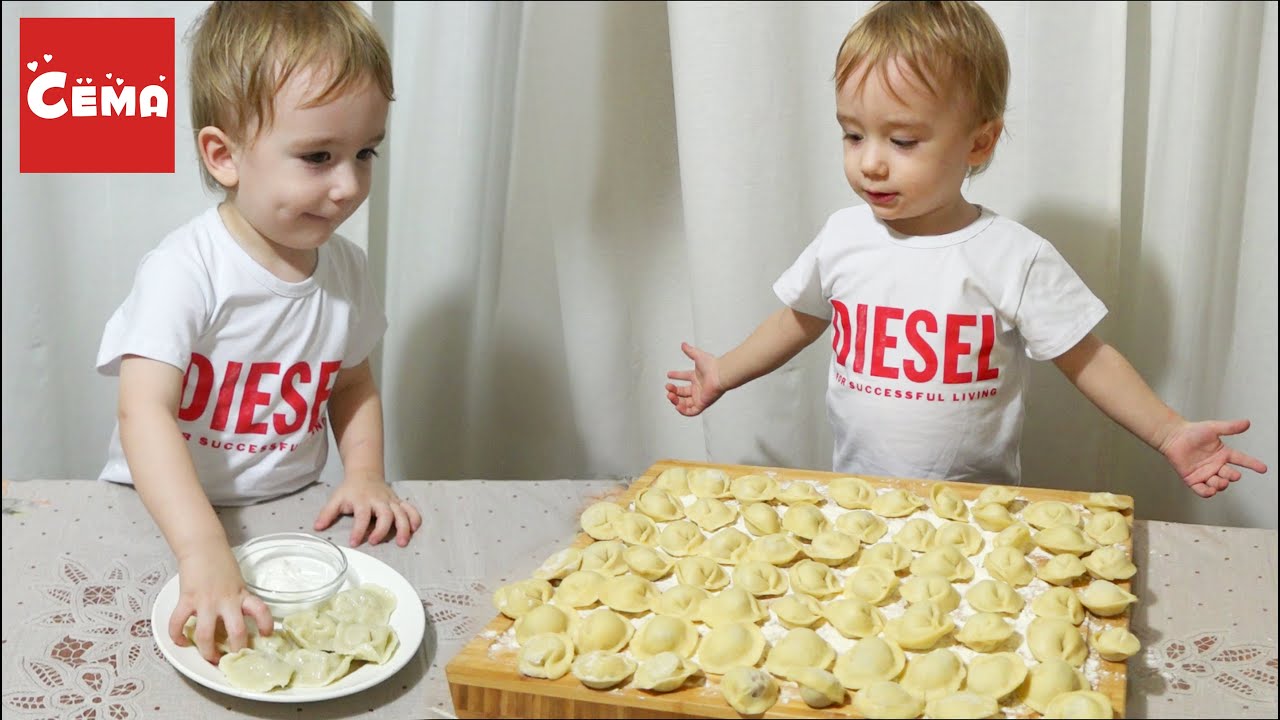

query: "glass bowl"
left=234, top=532, right=348, bottom=618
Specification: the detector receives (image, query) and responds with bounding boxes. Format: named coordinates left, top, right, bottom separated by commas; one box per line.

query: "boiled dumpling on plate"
left=324, top=584, right=397, bottom=626
left=218, top=648, right=295, bottom=692
left=283, top=647, right=354, bottom=688
left=329, top=622, right=398, bottom=664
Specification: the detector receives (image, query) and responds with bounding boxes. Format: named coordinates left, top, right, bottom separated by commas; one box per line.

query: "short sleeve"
left=1014, top=240, right=1108, bottom=361
left=96, top=248, right=210, bottom=376
left=773, top=221, right=832, bottom=320
left=333, top=240, right=387, bottom=368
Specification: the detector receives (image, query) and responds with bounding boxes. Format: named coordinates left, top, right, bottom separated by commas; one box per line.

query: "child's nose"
left=329, top=164, right=360, bottom=202
left=860, top=147, right=888, bottom=178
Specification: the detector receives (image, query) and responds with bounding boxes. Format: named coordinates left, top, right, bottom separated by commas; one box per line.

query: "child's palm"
left=1162, top=419, right=1268, bottom=497
left=665, top=342, right=724, bottom=416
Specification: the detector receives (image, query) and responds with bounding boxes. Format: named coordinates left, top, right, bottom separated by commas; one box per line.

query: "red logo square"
left=20, top=17, right=175, bottom=173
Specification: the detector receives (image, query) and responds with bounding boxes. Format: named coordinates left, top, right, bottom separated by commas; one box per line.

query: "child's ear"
left=968, top=118, right=1003, bottom=165
left=197, top=126, right=239, bottom=189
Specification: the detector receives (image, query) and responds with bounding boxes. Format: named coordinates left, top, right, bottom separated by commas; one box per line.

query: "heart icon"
left=87, top=78, right=93, bottom=83
left=116, top=78, right=123, bottom=86
left=26, top=61, right=37, bottom=72
left=43, top=54, right=52, bottom=62
left=77, top=78, right=83, bottom=84
left=159, top=75, right=166, bottom=81
left=106, top=73, right=112, bottom=79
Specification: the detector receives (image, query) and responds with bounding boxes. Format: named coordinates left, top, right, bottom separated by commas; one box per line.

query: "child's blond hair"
left=834, top=1, right=1009, bottom=175
left=188, top=1, right=395, bottom=191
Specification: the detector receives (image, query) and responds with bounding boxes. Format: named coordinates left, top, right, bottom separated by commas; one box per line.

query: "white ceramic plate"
left=152, top=546, right=424, bottom=702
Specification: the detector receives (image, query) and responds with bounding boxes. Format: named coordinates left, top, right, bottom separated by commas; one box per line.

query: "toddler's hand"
left=315, top=474, right=423, bottom=547
left=171, top=545, right=273, bottom=665
left=665, top=342, right=726, bottom=417
left=1159, top=419, right=1268, bottom=498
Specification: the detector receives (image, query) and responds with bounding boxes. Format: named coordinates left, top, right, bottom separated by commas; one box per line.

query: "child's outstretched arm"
left=666, top=307, right=828, bottom=417
left=1052, top=333, right=1269, bottom=497
left=117, top=356, right=273, bottom=665
left=314, top=359, right=422, bottom=547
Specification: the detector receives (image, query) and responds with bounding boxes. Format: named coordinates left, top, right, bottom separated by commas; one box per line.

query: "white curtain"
left=3, top=1, right=1275, bottom=529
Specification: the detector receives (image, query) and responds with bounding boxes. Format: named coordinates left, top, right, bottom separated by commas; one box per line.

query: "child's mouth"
left=865, top=191, right=898, bottom=205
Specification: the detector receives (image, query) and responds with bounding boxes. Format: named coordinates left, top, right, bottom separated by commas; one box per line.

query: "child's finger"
left=391, top=503, right=413, bottom=547
left=1228, top=449, right=1268, bottom=475
left=349, top=504, right=373, bottom=547
left=314, top=495, right=343, bottom=531
left=243, top=593, right=274, bottom=637
left=1189, top=482, right=1215, bottom=498
left=368, top=504, right=395, bottom=545
left=169, top=602, right=195, bottom=647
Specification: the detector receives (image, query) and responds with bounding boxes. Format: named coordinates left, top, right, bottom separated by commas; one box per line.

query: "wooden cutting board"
left=445, top=458, right=1134, bottom=718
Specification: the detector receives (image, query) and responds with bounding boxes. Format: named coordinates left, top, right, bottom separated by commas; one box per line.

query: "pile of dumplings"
left=187, top=584, right=401, bottom=692
left=489, top=467, right=1141, bottom=718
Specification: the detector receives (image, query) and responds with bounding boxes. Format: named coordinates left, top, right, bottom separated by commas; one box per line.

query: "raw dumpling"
left=514, top=602, right=574, bottom=644
left=729, top=473, right=778, bottom=503
left=776, top=481, right=824, bottom=505
left=900, top=648, right=966, bottom=700
left=994, top=523, right=1035, bottom=553
left=1023, top=500, right=1081, bottom=530
left=805, top=530, right=860, bottom=565
left=623, top=544, right=675, bottom=581
left=635, top=487, right=684, bottom=522
left=859, top=542, right=914, bottom=573
left=492, top=578, right=554, bottom=619
left=615, top=512, right=659, bottom=546
left=533, top=547, right=582, bottom=581
left=930, top=484, right=969, bottom=521
left=984, top=545, right=1035, bottom=587
left=1084, top=492, right=1133, bottom=513
left=829, top=476, right=877, bottom=509
left=823, top=596, right=886, bottom=639
left=1084, top=510, right=1131, bottom=545
left=720, top=666, right=779, bottom=714
left=900, top=575, right=960, bottom=613
left=965, top=579, right=1026, bottom=615
left=598, top=574, right=657, bottom=614
left=1083, top=546, right=1138, bottom=581
left=633, top=651, right=700, bottom=692
left=655, top=466, right=690, bottom=495
left=1037, top=553, right=1089, bottom=586
left=1078, top=579, right=1138, bottom=617
left=791, top=667, right=846, bottom=708
left=845, top=565, right=900, bottom=605
left=571, top=650, right=636, bottom=689
left=852, top=680, right=925, bottom=719
left=746, top=533, right=804, bottom=566
left=763, top=627, right=836, bottom=678
left=965, top=651, right=1027, bottom=698
left=655, top=583, right=708, bottom=621
left=674, top=556, right=730, bottom=591
left=972, top=502, right=1017, bottom=531
left=283, top=647, right=354, bottom=687
left=218, top=648, right=295, bottom=692
left=630, top=615, right=699, bottom=659
left=893, top=518, right=937, bottom=553
left=1027, top=617, right=1088, bottom=666
left=658, top=520, right=706, bottom=557
left=788, top=559, right=842, bottom=598
left=883, top=602, right=955, bottom=651
left=697, top=621, right=767, bottom=674
left=697, top=587, right=766, bottom=627
left=688, top=467, right=731, bottom=498
left=933, top=521, right=983, bottom=556
left=553, top=569, right=606, bottom=608
left=572, top=607, right=634, bottom=653
left=580, top=540, right=629, bottom=576
left=1044, top=690, right=1115, bottom=718
left=1021, top=658, right=1090, bottom=713
left=741, top=502, right=782, bottom=536
left=954, top=612, right=1014, bottom=653
left=910, top=545, right=974, bottom=581
left=836, top=509, right=889, bottom=543
left=782, top=503, right=830, bottom=540
left=1031, top=586, right=1086, bottom=625
left=926, top=691, right=1000, bottom=719
left=1034, top=525, right=1099, bottom=556
left=1090, top=627, right=1142, bottom=661
left=701, top=527, right=751, bottom=565
left=517, top=632, right=575, bottom=680
left=976, top=485, right=1019, bottom=506
left=732, top=561, right=789, bottom=597
left=580, top=502, right=623, bottom=540
left=685, top=497, right=737, bottom=531
left=833, top=635, right=907, bottom=689
left=871, top=488, right=925, bottom=517
left=771, top=593, right=824, bottom=629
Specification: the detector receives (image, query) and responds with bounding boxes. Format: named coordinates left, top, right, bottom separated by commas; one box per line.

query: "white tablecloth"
left=2, top=478, right=1275, bottom=719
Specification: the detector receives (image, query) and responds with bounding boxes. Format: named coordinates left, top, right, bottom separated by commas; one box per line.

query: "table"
left=2, top=479, right=1276, bottom=719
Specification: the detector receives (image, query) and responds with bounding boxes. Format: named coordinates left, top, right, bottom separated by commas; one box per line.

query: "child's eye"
left=357, top=148, right=380, bottom=161
left=301, top=152, right=331, bottom=164
left=891, top=138, right=918, bottom=148
left=844, top=133, right=862, bottom=143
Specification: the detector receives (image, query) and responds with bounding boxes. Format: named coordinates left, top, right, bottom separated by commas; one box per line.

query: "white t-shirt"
left=97, top=206, right=387, bottom=505
left=773, top=204, right=1106, bottom=485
